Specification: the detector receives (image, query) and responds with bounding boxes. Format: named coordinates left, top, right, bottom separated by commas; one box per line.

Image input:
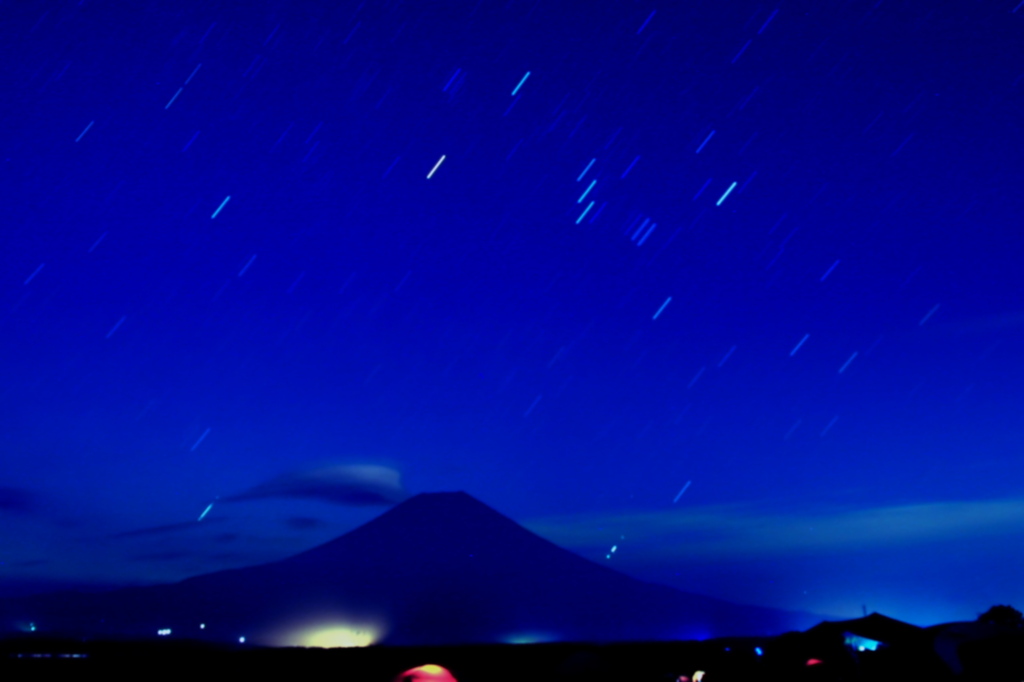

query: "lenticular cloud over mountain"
left=225, top=464, right=409, bottom=507
left=0, top=492, right=818, bottom=645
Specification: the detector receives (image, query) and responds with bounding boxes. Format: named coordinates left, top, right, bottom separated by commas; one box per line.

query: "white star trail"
left=427, top=155, right=446, bottom=179
left=652, top=297, right=672, bottom=320
left=211, top=196, right=231, bottom=219
left=511, top=71, right=531, bottom=96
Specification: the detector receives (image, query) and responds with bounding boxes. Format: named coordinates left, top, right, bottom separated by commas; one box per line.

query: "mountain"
left=0, top=492, right=817, bottom=645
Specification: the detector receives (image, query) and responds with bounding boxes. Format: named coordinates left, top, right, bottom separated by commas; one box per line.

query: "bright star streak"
left=575, top=201, right=595, bottom=224
left=577, top=158, right=596, bottom=182
left=427, top=155, right=446, bottom=179
left=211, top=196, right=231, bottom=219
left=578, top=179, right=596, bottom=203
left=511, top=71, right=531, bottom=96
left=716, top=181, right=738, bottom=206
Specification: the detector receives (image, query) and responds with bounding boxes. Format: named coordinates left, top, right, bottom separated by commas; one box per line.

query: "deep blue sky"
left=2, top=0, right=1023, bottom=627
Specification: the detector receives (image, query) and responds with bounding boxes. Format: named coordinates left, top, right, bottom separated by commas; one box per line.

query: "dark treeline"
left=2, top=629, right=1022, bottom=681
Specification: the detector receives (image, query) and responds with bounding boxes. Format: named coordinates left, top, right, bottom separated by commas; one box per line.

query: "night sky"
left=2, top=0, right=1023, bottom=628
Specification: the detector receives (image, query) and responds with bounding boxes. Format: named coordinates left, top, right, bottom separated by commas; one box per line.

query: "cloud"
left=11, top=559, right=47, bottom=568
left=130, top=550, right=194, bottom=563
left=109, top=517, right=226, bottom=539
left=284, top=516, right=327, bottom=530
left=224, top=464, right=408, bottom=507
left=0, top=487, right=38, bottom=515
left=524, top=496, right=1024, bottom=562
left=946, top=310, right=1024, bottom=335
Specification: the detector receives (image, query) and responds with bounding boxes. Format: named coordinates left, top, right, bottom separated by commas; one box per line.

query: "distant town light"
left=157, top=628, right=171, bottom=636
left=239, top=636, right=246, bottom=643
left=287, top=621, right=384, bottom=648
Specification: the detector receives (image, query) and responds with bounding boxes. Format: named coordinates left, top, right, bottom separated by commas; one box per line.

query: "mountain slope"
left=1, top=492, right=816, bottom=644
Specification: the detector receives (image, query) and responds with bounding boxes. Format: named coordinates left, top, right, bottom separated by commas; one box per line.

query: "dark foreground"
left=2, top=628, right=1022, bottom=682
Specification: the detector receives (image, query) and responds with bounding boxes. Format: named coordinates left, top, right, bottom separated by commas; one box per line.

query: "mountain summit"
left=1, top=492, right=813, bottom=645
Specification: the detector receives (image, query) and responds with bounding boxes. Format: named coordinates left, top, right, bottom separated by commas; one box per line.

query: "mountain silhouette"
left=0, top=492, right=816, bottom=645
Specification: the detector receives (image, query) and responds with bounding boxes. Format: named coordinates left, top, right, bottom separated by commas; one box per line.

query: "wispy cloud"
left=109, top=517, right=226, bottom=539
left=129, top=549, right=195, bottom=563
left=284, top=516, right=327, bottom=530
left=524, top=497, right=1024, bottom=561
left=224, top=464, right=408, bottom=507
left=0, top=487, right=39, bottom=515
left=946, top=310, right=1024, bottom=335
